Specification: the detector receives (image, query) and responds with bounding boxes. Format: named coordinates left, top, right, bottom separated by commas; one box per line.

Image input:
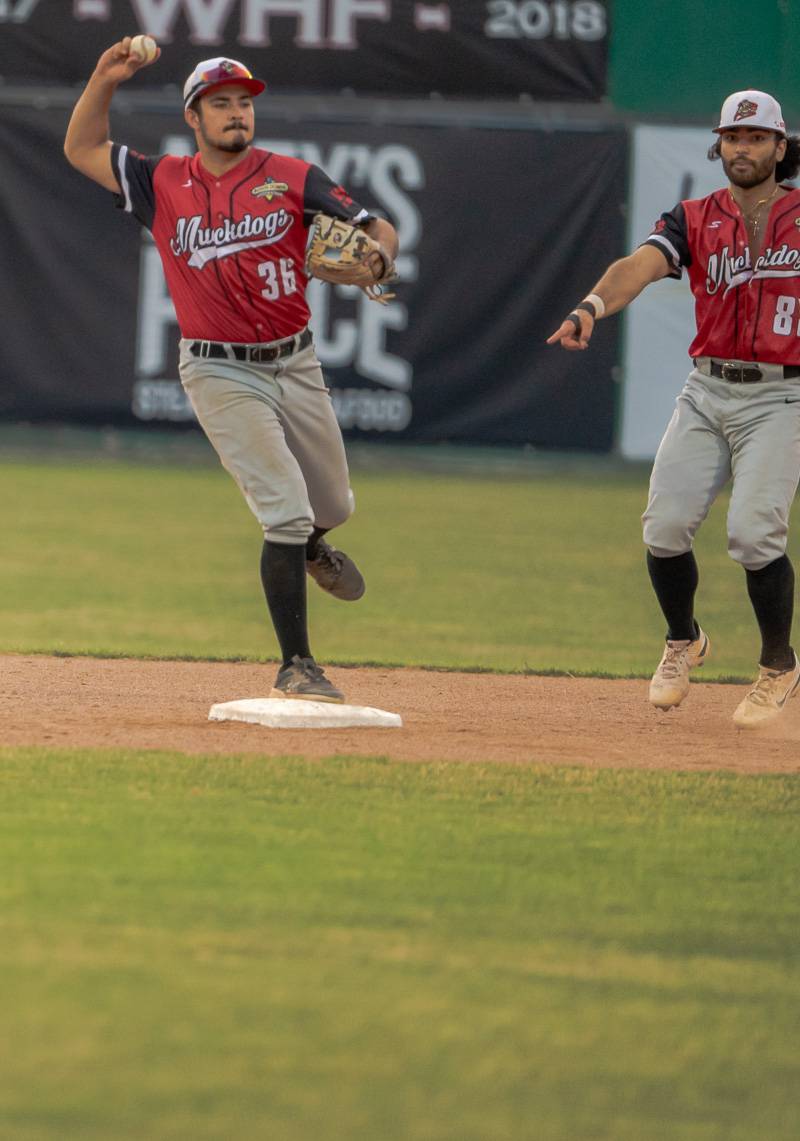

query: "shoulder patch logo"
left=251, top=178, right=289, bottom=202
left=734, top=98, right=758, bottom=122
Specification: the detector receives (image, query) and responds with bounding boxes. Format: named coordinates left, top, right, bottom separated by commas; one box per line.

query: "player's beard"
left=722, top=149, right=778, bottom=190
left=199, top=119, right=252, bottom=154
left=217, top=132, right=250, bottom=154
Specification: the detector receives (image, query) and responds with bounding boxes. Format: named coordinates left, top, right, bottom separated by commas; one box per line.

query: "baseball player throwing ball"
left=64, top=38, right=399, bottom=703
left=548, top=89, right=800, bottom=729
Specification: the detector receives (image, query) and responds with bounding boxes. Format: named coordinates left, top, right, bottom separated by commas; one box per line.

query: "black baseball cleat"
left=270, top=655, right=345, bottom=703
left=306, top=539, right=365, bottom=601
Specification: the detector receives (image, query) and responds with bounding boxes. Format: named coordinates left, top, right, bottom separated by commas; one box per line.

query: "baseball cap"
left=183, top=57, right=265, bottom=109
left=714, top=89, right=786, bottom=135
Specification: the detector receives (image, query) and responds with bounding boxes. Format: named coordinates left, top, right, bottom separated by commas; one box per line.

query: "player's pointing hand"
left=546, top=309, right=594, bottom=351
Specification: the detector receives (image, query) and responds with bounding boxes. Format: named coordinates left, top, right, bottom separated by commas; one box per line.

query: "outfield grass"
left=0, top=750, right=797, bottom=1141
left=2, top=446, right=798, bottom=1141
left=1, top=454, right=795, bottom=678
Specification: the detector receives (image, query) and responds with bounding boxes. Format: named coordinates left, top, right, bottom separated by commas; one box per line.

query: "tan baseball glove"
left=305, top=213, right=397, bottom=304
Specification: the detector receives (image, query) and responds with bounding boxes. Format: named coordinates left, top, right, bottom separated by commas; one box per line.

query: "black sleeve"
left=110, top=143, right=162, bottom=231
left=302, top=164, right=372, bottom=227
left=641, top=202, right=690, bottom=277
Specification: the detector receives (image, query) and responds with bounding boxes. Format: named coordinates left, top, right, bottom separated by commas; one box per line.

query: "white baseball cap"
left=183, top=57, right=265, bottom=109
left=714, top=89, right=786, bottom=135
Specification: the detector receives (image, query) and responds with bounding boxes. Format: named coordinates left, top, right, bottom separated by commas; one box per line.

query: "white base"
left=208, top=697, right=402, bottom=729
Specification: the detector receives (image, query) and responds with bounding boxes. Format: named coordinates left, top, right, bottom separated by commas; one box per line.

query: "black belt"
left=188, top=328, right=312, bottom=363
left=702, top=360, right=800, bottom=384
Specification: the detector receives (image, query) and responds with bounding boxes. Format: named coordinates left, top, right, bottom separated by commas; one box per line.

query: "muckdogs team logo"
left=169, top=208, right=293, bottom=268
left=733, top=98, right=759, bottom=122
left=251, top=178, right=290, bottom=202
left=753, top=243, right=800, bottom=279
left=706, top=244, right=751, bottom=294
left=706, top=242, right=800, bottom=294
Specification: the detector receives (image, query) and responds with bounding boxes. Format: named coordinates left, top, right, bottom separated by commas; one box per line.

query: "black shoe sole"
left=270, top=688, right=345, bottom=704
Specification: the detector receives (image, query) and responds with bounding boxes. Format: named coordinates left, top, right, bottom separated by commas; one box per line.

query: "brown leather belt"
left=189, top=328, right=312, bottom=363
left=697, top=359, right=800, bottom=384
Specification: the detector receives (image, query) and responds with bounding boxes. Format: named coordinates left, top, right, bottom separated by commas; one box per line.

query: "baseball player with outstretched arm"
left=548, top=89, right=800, bottom=729
left=64, top=39, right=398, bottom=704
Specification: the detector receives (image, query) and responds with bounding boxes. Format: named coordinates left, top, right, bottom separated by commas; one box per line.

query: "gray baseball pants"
left=643, top=365, right=800, bottom=570
left=179, top=333, right=354, bottom=545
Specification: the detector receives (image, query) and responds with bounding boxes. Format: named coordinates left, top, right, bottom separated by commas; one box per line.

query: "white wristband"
left=583, top=292, right=606, bottom=319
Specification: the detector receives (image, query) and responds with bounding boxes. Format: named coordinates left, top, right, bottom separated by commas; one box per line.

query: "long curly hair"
left=707, top=134, right=800, bottom=182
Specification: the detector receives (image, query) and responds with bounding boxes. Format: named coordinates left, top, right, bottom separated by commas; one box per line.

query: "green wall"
left=610, top=0, right=800, bottom=125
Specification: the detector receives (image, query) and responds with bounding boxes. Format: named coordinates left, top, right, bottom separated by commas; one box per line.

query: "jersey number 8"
left=773, top=295, right=800, bottom=337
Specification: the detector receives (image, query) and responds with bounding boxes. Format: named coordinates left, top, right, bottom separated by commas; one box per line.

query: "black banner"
left=0, top=0, right=608, bottom=100
left=0, top=103, right=626, bottom=449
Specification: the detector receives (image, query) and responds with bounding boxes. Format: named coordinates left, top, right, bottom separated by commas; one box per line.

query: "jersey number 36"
left=258, top=258, right=297, bottom=301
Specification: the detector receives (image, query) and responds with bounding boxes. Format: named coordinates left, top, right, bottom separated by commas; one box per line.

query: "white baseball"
left=129, top=34, right=158, bottom=64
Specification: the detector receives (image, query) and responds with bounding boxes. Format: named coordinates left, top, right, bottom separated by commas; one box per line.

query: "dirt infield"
left=3, top=654, right=800, bottom=773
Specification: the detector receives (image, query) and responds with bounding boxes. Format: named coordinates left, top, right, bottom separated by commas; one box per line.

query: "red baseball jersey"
left=111, top=144, right=371, bottom=342
left=644, top=186, right=800, bottom=364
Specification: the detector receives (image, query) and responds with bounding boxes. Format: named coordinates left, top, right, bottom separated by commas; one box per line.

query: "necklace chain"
left=730, top=185, right=780, bottom=237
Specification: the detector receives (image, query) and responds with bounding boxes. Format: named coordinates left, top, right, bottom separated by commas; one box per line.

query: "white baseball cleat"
left=648, top=627, right=710, bottom=710
left=732, top=652, right=800, bottom=729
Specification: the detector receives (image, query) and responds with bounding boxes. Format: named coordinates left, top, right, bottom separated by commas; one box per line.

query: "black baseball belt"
left=188, top=327, right=312, bottom=363
left=694, top=358, right=800, bottom=384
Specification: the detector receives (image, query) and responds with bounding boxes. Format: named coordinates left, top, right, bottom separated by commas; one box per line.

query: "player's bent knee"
left=642, top=518, right=695, bottom=558
left=261, top=517, right=314, bottom=544
left=728, top=508, right=789, bottom=569
left=312, top=487, right=355, bottom=532
left=646, top=543, right=694, bottom=560
left=728, top=533, right=788, bottom=570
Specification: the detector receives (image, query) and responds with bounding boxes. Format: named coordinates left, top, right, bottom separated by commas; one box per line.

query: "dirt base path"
left=2, top=654, right=798, bottom=773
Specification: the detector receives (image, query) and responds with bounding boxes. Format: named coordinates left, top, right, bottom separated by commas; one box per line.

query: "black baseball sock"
left=306, top=526, right=329, bottom=561
left=646, top=550, right=699, bottom=642
left=745, top=555, right=795, bottom=671
left=260, top=540, right=311, bottom=666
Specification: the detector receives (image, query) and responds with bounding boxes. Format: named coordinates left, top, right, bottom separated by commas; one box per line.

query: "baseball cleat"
left=306, top=539, right=365, bottom=601
left=732, top=652, right=800, bottom=729
left=270, top=655, right=344, bottom=703
left=648, top=626, right=710, bottom=709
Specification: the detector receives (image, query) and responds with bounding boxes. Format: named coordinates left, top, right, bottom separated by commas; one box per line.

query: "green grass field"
left=1, top=440, right=798, bottom=1139
left=1, top=752, right=798, bottom=1141
left=0, top=448, right=794, bottom=677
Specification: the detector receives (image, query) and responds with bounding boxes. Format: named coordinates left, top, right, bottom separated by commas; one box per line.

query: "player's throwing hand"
left=93, top=36, right=161, bottom=85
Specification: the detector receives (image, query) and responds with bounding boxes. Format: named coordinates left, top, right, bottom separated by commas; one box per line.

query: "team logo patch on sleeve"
left=251, top=178, right=289, bottom=202
left=734, top=98, right=759, bottom=122
left=331, top=186, right=354, bottom=208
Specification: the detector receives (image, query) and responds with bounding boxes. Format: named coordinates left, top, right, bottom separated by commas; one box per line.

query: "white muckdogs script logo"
left=170, top=209, right=293, bottom=269
left=706, top=243, right=800, bottom=295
